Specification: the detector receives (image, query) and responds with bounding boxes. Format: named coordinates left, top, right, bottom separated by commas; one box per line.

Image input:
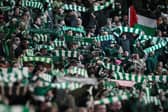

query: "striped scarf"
left=141, top=96, right=161, bottom=105
left=35, top=44, right=54, bottom=51
left=113, top=72, right=168, bottom=83
left=54, top=50, right=78, bottom=58
left=27, top=28, right=58, bottom=35
left=94, top=35, right=116, bottom=42
left=66, top=66, right=88, bottom=78
left=62, top=4, right=87, bottom=12
left=0, top=67, right=29, bottom=82
left=113, top=72, right=146, bottom=83
left=25, top=49, right=34, bottom=56
left=52, top=40, right=66, bottom=47
left=62, top=26, right=86, bottom=34
left=22, top=56, right=52, bottom=63
left=94, top=94, right=131, bottom=105
left=33, top=33, right=49, bottom=43
left=0, top=105, right=29, bottom=112
left=34, top=41, right=66, bottom=51
left=146, top=75, right=168, bottom=83
left=137, top=35, right=164, bottom=44
left=77, top=42, right=90, bottom=46
left=143, top=40, right=168, bottom=54
left=103, top=63, right=123, bottom=72
left=103, top=81, right=116, bottom=89
left=118, top=26, right=142, bottom=35
left=93, top=0, right=114, bottom=12
left=21, top=0, right=44, bottom=11
left=42, top=82, right=83, bottom=91
left=39, top=73, right=53, bottom=82
left=0, top=6, right=12, bottom=11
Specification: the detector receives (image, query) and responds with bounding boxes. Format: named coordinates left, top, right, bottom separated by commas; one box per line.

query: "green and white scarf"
left=0, top=67, right=29, bottom=82
left=62, top=26, right=86, bottom=34
left=62, top=4, right=87, bottom=12
left=53, top=40, right=66, bottom=47
left=143, top=40, right=168, bottom=54
left=43, top=82, right=83, bottom=91
left=66, top=66, right=88, bottom=78
left=103, top=63, right=123, bottom=72
left=142, top=96, right=161, bottom=105
left=94, top=35, right=116, bottom=42
left=113, top=72, right=146, bottom=83
left=146, top=75, right=168, bottom=83
left=0, top=105, right=29, bottom=112
left=22, top=56, right=52, bottom=63
left=93, top=0, right=114, bottom=12
left=117, top=26, right=142, bottom=35
left=21, top=0, right=44, bottom=11
left=54, top=50, right=78, bottom=58
left=33, top=33, right=49, bottom=43
left=94, top=94, right=131, bottom=105
left=35, top=44, right=54, bottom=51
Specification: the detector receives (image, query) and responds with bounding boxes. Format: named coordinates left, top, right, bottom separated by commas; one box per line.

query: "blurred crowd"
left=0, top=0, right=168, bottom=112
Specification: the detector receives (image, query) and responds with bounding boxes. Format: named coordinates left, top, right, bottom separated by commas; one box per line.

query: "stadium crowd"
left=0, top=0, right=168, bottom=112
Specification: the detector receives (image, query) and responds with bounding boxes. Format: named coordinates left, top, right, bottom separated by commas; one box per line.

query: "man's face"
left=36, top=18, right=41, bottom=26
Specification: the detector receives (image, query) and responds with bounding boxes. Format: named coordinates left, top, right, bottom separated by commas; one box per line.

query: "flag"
left=129, top=6, right=157, bottom=35
left=129, top=5, right=137, bottom=27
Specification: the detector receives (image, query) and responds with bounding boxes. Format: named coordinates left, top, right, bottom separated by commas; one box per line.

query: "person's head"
left=157, top=17, right=163, bottom=25
left=158, top=61, right=163, bottom=67
left=0, top=14, right=4, bottom=23
left=106, top=18, right=112, bottom=26
left=22, top=40, right=29, bottom=49
left=14, top=7, right=20, bottom=16
left=118, top=46, right=123, bottom=54
left=124, top=51, right=129, bottom=57
left=94, top=105, right=106, bottom=112
left=123, top=15, right=128, bottom=21
left=78, top=107, right=88, bottom=112
left=58, top=19, right=65, bottom=25
left=76, top=18, right=82, bottom=26
left=40, top=48, right=48, bottom=56
left=57, top=8, right=64, bottom=14
left=35, top=16, right=42, bottom=26
left=66, top=30, right=73, bottom=36
left=121, top=33, right=127, bottom=39
left=108, top=102, right=122, bottom=112
left=156, top=30, right=162, bottom=37
left=113, top=16, right=119, bottom=22
left=14, top=37, right=21, bottom=45
left=163, top=17, right=167, bottom=24
left=149, top=51, right=155, bottom=56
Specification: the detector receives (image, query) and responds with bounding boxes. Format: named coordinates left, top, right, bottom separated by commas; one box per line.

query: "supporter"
left=94, top=104, right=107, bottom=112
left=0, top=0, right=167, bottom=111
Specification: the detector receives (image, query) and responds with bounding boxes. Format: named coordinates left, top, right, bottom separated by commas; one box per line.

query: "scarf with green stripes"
left=62, top=4, right=87, bottom=12
left=143, top=39, right=168, bottom=54
left=62, top=26, right=86, bottom=34
left=54, top=50, right=78, bottom=58
left=21, top=0, right=44, bottom=11
left=0, top=105, right=29, bottom=112
left=94, top=35, right=116, bottom=42
left=0, top=67, right=29, bottom=83
left=93, top=0, right=114, bottom=12
left=65, top=66, right=88, bottom=78
left=141, top=96, right=161, bottom=105
left=61, top=0, right=114, bottom=12
left=93, top=94, right=131, bottom=105
left=22, top=56, right=52, bottom=63
left=33, top=33, right=49, bottom=43
left=103, top=63, right=123, bottom=72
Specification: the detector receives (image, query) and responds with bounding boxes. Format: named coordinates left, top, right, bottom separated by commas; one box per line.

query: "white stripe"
left=137, top=14, right=157, bottom=28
